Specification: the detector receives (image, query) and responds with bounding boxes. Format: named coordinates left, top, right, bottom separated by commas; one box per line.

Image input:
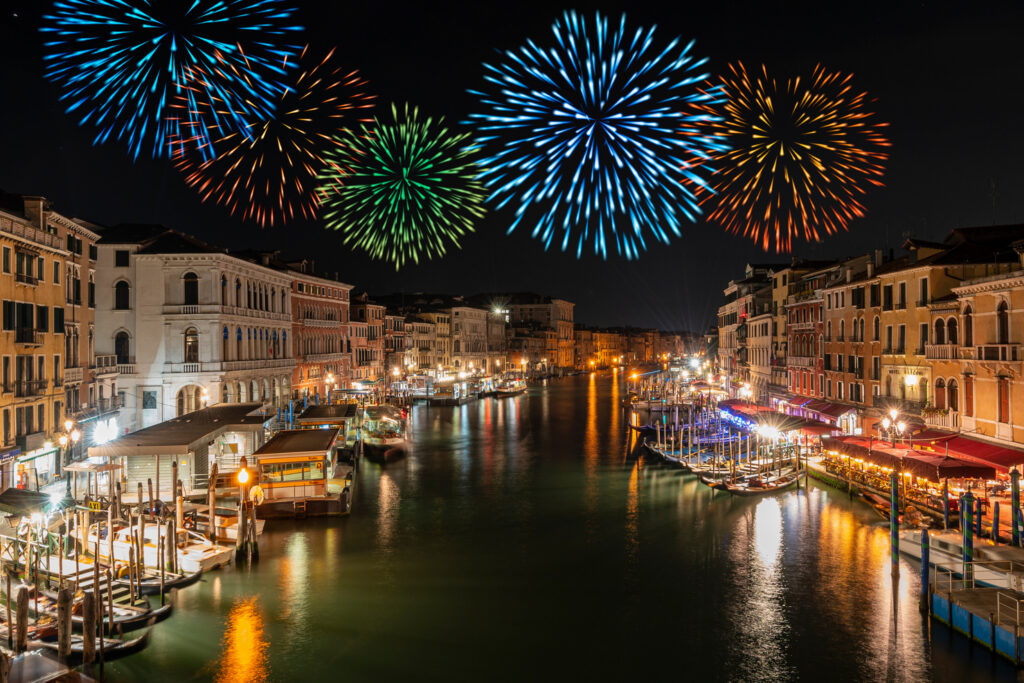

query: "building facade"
left=289, top=265, right=352, bottom=398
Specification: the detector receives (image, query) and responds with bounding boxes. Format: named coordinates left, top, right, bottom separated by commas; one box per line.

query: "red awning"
left=802, top=400, right=857, bottom=419
left=823, top=435, right=996, bottom=481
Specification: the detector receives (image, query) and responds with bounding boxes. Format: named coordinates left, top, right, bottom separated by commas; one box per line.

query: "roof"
left=97, top=224, right=226, bottom=255
left=297, top=403, right=359, bottom=422
left=88, top=403, right=272, bottom=457
left=254, top=429, right=339, bottom=456
left=0, top=489, right=51, bottom=515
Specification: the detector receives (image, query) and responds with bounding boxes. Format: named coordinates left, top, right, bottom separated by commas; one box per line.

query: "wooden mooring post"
left=57, top=587, right=72, bottom=663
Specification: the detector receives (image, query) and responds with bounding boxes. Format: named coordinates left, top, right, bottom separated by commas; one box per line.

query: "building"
left=508, top=322, right=557, bottom=373
left=419, top=310, right=451, bottom=371
left=94, top=225, right=295, bottom=432
left=717, top=264, right=776, bottom=392
left=0, top=195, right=70, bottom=487
left=574, top=326, right=598, bottom=369
left=451, top=305, right=488, bottom=372
left=384, top=313, right=410, bottom=374
left=506, top=294, right=575, bottom=370
left=285, top=260, right=352, bottom=398
left=351, top=293, right=385, bottom=384
left=406, top=316, right=437, bottom=372
left=784, top=264, right=838, bottom=404
left=485, top=310, right=507, bottom=375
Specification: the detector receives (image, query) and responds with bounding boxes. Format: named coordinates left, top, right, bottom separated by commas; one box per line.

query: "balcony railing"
left=925, top=411, right=959, bottom=430
left=117, top=363, right=137, bottom=375
left=917, top=299, right=930, bottom=307
left=73, top=395, right=122, bottom=418
left=15, top=379, right=48, bottom=397
left=788, top=356, right=815, bottom=367
left=301, top=318, right=341, bottom=328
left=896, top=301, right=907, bottom=310
left=924, top=344, right=959, bottom=360
left=871, top=395, right=925, bottom=415
left=14, top=329, right=40, bottom=345
left=976, top=344, right=1023, bottom=362
left=14, top=272, right=37, bottom=286
left=63, top=366, right=83, bottom=384
left=92, top=354, right=119, bottom=375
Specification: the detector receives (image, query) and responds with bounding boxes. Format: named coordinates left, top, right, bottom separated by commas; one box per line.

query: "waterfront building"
left=594, top=329, right=627, bottom=367
left=451, top=305, right=488, bottom=372
left=508, top=322, right=557, bottom=374
left=717, top=264, right=776, bottom=392
left=485, top=309, right=507, bottom=375
left=574, top=326, right=598, bottom=369
left=351, top=293, right=385, bottom=385
left=505, top=294, right=575, bottom=370
left=285, top=260, right=352, bottom=398
left=94, top=225, right=294, bottom=432
left=0, top=195, right=69, bottom=487
left=747, top=311, right=773, bottom=403
left=384, top=313, right=411, bottom=374
left=419, top=310, right=451, bottom=370
left=406, top=315, right=437, bottom=373
left=784, top=264, right=838, bottom=403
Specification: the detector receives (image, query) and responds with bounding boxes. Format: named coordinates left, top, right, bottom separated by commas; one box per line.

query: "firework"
left=317, top=103, right=487, bottom=270
left=40, top=0, right=303, bottom=160
left=466, top=10, right=726, bottom=259
left=171, top=46, right=374, bottom=227
left=698, top=63, right=891, bottom=253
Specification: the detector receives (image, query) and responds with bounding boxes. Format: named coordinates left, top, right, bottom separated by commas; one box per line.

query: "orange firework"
left=697, top=63, right=890, bottom=253
left=170, top=46, right=375, bottom=227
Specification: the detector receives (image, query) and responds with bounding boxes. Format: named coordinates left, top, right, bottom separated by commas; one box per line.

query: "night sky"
left=1, top=1, right=1022, bottom=331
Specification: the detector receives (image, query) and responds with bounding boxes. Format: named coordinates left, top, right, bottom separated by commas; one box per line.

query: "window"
left=114, top=281, right=130, bottom=310
left=898, top=282, right=906, bottom=307
left=872, top=357, right=880, bottom=381
left=934, top=318, right=945, bottom=345
left=998, top=377, right=1010, bottom=423
left=919, top=323, right=928, bottom=352
left=53, top=261, right=60, bottom=284
left=898, top=325, right=906, bottom=352
left=36, top=306, right=48, bottom=332
left=873, top=316, right=879, bottom=341
left=88, top=278, right=95, bottom=308
left=183, top=272, right=199, bottom=305
left=919, top=278, right=929, bottom=305
left=963, top=306, right=973, bottom=346
left=53, top=307, right=64, bottom=330
left=184, top=327, right=199, bottom=363
left=36, top=257, right=44, bottom=282
left=997, top=301, right=1010, bottom=344
left=885, top=325, right=893, bottom=351
left=53, top=355, right=60, bottom=381
left=947, top=379, right=959, bottom=413
left=115, top=332, right=130, bottom=364
left=935, top=378, right=946, bottom=410
left=1, top=247, right=8, bottom=273
left=115, top=250, right=130, bottom=267
left=964, top=375, right=974, bottom=417
left=947, top=317, right=958, bottom=345
left=221, top=276, right=227, bottom=305
left=89, top=245, right=97, bottom=260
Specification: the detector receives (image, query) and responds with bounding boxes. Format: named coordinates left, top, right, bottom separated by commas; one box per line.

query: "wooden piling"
left=57, top=587, right=72, bottom=663
left=3, top=574, right=9, bottom=649
left=81, top=591, right=95, bottom=666
left=208, top=463, right=219, bottom=543
left=106, top=570, right=113, bottom=635
left=114, top=481, right=122, bottom=520
left=165, top=519, right=176, bottom=575
left=128, top=545, right=136, bottom=605
left=0, top=650, right=9, bottom=683
left=171, top=461, right=178, bottom=510
left=15, top=585, right=28, bottom=653
left=176, top=482, right=184, bottom=534
left=159, top=529, right=165, bottom=606
left=147, top=478, right=154, bottom=516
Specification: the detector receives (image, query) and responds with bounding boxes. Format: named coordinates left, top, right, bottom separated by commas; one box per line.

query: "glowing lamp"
left=904, top=374, right=918, bottom=387
left=237, top=468, right=249, bottom=485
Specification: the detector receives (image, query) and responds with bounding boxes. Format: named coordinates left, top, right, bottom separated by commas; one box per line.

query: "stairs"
left=293, top=500, right=307, bottom=519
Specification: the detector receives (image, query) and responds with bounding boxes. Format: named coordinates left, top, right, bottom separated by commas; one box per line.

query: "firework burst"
left=698, top=63, right=891, bottom=253
left=316, top=103, right=487, bottom=270
left=171, top=46, right=375, bottom=227
left=467, top=10, right=726, bottom=259
left=40, top=0, right=303, bottom=160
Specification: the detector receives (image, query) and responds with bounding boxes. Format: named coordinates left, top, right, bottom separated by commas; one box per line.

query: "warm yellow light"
left=64, top=419, right=73, bottom=432
left=881, top=417, right=891, bottom=430
left=889, top=408, right=898, bottom=420
left=70, top=429, right=80, bottom=443
left=904, top=374, right=918, bottom=387
left=58, top=435, right=68, bottom=447
left=237, top=468, right=249, bottom=484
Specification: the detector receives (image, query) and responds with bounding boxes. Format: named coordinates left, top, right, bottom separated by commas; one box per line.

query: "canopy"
left=0, top=489, right=51, bottom=515
left=823, top=436, right=996, bottom=481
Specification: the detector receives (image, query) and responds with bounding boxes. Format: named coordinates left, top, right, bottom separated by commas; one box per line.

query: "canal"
left=108, top=374, right=1017, bottom=682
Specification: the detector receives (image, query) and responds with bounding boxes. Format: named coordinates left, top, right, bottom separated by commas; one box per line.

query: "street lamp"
left=880, top=414, right=906, bottom=448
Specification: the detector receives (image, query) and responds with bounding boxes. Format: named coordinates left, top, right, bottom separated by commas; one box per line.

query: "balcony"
left=976, top=344, right=1023, bottom=362
left=895, top=301, right=907, bottom=310
left=91, top=354, right=119, bottom=376
left=63, top=366, right=84, bottom=384
left=871, top=395, right=925, bottom=415
left=15, top=329, right=40, bottom=346
left=917, top=299, right=930, bottom=307
left=853, top=367, right=864, bottom=379
left=925, top=411, right=959, bottom=430
left=0, top=216, right=61, bottom=249
left=216, top=358, right=296, bottom=372
left=14, top=272, right=37, bottom=286
left=301, top=318, right=341, bottom=328
left=924, top=344, right=959, bottom=360
left=304, top=352, right=344, bottom=363
left=73, top=395, right=122, bottom=419
left=788, top=356, right=815, bottom=367
left=160, top=304, right=291, bottom=322
left=117, top=363, right=137, bottom=375
left=15, top=379, right=48, bottom=397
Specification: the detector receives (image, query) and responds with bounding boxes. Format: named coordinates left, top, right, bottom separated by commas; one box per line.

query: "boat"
left=718, top=470, right=804, bottom=496
left=115, top=567, right=204, bottom=596
left=186, top=507, right=267, bottom=543
left=34, top=629, right=151, bottom=665
left=493, top=378, right=527, bottom=398
left=361, top=405, right=408, bottom=463
left=37, top=587, right=173, bottom=632
left=86, top=520, right=233, bottom=574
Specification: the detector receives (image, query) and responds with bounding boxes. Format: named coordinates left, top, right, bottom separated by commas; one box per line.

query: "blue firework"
left=40, top=0, right=304, bottom=160
left=467, top=10, right=726, bottom=259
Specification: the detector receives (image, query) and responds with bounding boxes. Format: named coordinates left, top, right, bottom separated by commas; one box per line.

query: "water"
left=108, top=374, right=1019, bottom=682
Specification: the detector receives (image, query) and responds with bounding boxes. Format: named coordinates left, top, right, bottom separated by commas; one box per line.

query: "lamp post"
left=880, top=408, right=906, bottom=448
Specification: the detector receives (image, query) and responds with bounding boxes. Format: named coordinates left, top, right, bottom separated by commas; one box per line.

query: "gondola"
left=114, top=567, right=203, bottom=596
left=37, top=588, right=173, bottom=632
left=34, top=629, right=150, bottom=665
left=718, top=471, right=804, bottom=496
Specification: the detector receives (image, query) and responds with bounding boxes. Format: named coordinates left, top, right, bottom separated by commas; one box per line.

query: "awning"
left=0, top=489, right=51, bottom=515
left=823, top=436, right=996, bottom=481
left=803, top=400, right=857, bottom=419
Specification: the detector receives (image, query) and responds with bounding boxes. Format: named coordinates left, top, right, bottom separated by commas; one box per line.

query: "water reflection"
left=215, top=597, right=269, bottom=683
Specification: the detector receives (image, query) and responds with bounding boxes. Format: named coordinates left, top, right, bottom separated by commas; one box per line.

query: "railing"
left=15, top=379, right=48, bottom=397
left=924, top=344, right=959, bottom=360
left=977, top=344, right=1023, bottom=362
left=871, top=395, right=925, bottom=414
left=63, top=366, right=83, bottom=384
left=73, top=395, right=122, bottom=418
left=895, top=301, right=907, bottom=310
left=788, top=356, right=815, bottom=367
left=160, top=304, right=291, bottom=322
left=183, top=362, right=201, bottom=373
left=917, top=299, right=930, bottom=307
left=14, top=272, right=37, bottom=285
left=117, top=363, right=137, bottom=375
left=853, top=368, right=864, bottom=379
left=302, top=318, right=341, bottom=328
left=14, top=329, right=40, bottom=345
left=92, top=354, right=119, bottom=374
left=925, top=411, right=959, bottom=430
left=218, top=358, right=295, bottom=372
left=304, top=352, right=343, bottom=363
left=0, top=215, right=62, bottom=249
left=180, top=305, right=200, bottom=315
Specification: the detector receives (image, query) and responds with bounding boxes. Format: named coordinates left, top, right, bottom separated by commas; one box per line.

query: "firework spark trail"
left=171, top=46, right=375, bottom=227
left=466, top=10, right=727, bottom=260
left=317, top=103, right=487, bottom=270
left=698, top=63, right=890, bottom=253
left=41, top=0, right=304, bottom=160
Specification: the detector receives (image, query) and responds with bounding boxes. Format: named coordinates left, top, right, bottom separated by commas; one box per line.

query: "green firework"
left=316, top=103, right=487, bottom=269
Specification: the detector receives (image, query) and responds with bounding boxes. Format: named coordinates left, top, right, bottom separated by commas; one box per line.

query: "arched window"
left=236, top=327, right=243, bottom=360
left=934, top=319, right=945, bottom=345
left=839, top=320, right=845, bottom=341
left=221, top=276, right=227, bottom=305
left=235, top=278, right=242, bottom=306
left=947, top=317, right=958, bottom=345
left=184, top=327, right=199, bottom=363
left=998, top=300, right=1010, bottom=344
left=183, top=272, right=199, bottom=305
left=114, top=280, right=130, bottom=310
left=222, top=326, right=229, bottom=360
left=873, top=316, right=880, bottom=341
left=885, top=375, right=892, bottom=397
left=947, top=378, right=959, bottom=412
left=935, top=378, right=946, bottom=410
left=858, top=318, right=865, bottom=342
left=827, top=320, right=832, bottom=340
left=963, top=306, right=973, bottom=346
left=964, top=374, right=974, bottom=417
left=115, top=331, right=130, bottom=364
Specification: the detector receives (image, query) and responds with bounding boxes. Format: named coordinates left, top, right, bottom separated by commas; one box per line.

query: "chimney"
left=874, top=249, right=883, bottom=267
left=22, top=196, right=46, bottom=229
left=845, top=267, right=852, bottom=283
left=866, top=261, right=874, bottom=278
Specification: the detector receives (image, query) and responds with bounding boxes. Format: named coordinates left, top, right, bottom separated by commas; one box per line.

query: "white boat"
left=362, top=405, right=408, bottom=462
left=87, top=521, right=233, bottom=574
left=899, top=528, right=1024, bottom=589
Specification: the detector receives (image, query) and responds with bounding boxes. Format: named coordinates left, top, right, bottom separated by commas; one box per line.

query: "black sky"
left=1, top=1, right=1023, bottom=331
